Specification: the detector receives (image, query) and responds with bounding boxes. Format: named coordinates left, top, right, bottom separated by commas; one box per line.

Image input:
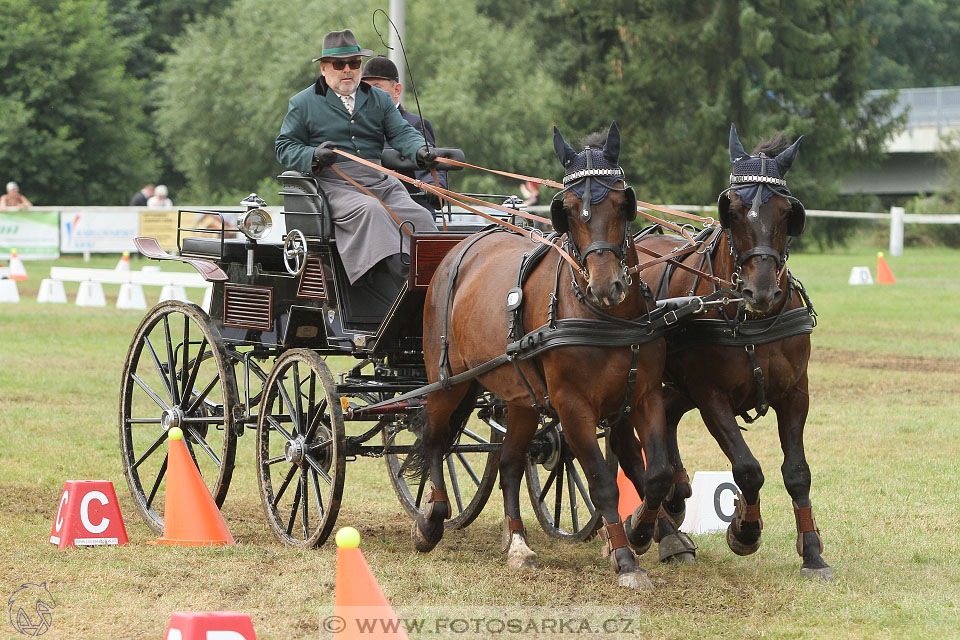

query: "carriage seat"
left=279, top=171, right=333, bottom=243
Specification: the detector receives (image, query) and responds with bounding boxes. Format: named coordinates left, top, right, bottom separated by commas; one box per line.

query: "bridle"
left=554, top=147, right=635, bottom=278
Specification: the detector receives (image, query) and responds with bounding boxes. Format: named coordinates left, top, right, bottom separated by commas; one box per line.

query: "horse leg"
left=697, top=399, right=765, bottom=556
left=412, top=383, right=471, bottom=552
left=499, top=403, right=539, bottom=569
left=775, top=384, right=833, bottom=581
left=566, top=419, right=653, bottom=590
left=661, top=385, right=695, bottom=525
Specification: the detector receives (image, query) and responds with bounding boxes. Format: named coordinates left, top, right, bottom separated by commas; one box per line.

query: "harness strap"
left=598, top=521, right=630, bottom=557
left=330, top=165, right=413, bottom=236
left=734, top=494, right=763, bottom=527
left=792, top=501, right=823, bottom=557
left=636, top=243, right=733, bottom=288
left=739, top=343, right=769, bottom=424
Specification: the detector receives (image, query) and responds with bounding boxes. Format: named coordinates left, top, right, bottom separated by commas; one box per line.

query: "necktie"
left=340, top=94, right=354, bottom=114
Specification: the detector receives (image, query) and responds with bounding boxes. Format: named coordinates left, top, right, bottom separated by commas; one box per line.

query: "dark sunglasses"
left=330, top=59, right=362, bottom=70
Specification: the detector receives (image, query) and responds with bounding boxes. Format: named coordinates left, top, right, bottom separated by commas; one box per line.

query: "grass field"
left=1, top=248, right=959, bottom=639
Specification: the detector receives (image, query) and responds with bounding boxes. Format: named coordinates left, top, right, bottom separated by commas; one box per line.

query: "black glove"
left=415, top=145, right=439, bottom=169
left=312, top=141, right=338, bottom=172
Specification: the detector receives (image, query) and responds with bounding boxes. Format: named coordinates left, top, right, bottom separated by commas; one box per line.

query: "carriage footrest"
left=134, top=237, right=228, bottom=282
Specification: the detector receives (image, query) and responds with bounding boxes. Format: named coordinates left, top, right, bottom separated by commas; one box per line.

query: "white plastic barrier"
left=47, top=267, right=212, bottom=309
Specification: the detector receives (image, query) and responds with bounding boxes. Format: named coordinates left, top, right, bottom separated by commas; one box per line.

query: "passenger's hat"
left=312, top=29, right=374, bottom=62
left=361, top=55, right=399, bottom=82
left=6, top=182, right=18, bottom=191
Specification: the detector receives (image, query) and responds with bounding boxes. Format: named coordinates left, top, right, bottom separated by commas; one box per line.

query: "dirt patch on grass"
left=812, top=348, right=960, bottom=374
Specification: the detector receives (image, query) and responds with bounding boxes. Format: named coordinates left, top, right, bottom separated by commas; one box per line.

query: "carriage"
left=119, top=149, right=618, bottom=547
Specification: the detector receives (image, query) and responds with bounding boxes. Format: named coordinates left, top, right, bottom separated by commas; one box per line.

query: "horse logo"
left=7, top=583, right=56, bottom=636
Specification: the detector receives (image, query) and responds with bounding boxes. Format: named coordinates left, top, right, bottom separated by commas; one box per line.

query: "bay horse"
left=628, top=124, right=832, bottom=580
left=411, top=122, right=674, bottom=589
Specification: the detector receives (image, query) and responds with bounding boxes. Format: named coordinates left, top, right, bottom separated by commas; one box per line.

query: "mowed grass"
left=1, top=249, right=959, bottom=639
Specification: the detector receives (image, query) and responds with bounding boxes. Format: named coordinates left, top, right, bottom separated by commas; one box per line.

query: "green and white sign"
left=0, top=211, right=60, bottom=260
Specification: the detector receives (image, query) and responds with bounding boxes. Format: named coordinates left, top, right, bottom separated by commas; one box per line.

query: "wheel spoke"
left=414, top=473, right=427, bottom=508
left=553, top=461, right=565, bottom=527
left=146, top=454, right=168, bottom=509
left=162, top=315, right=181, bottom=407
left=536, top=463, right=560, bottom=503
left=181, top=316, right=190, bottom=403
left=266, top=415, right=294, bottom=441
left=276, top=378, right=300, bottom=435
left=272, top=464, right=298, bottom=508
left=310, top=468, right=325, bottom=516
left=304, top=399, right=328, bottom=443
left=460, top=427, right=489, bottom=444
left=446, top=455, right=464, bottom=513
left=292, top=363, right=304, bottom=436
left=143, top=335, right=175, bottom=402
left=300, top=469, right=309, bottom=539
left=132, top=373, right=170, bottom=412
left=185, top=427, right=221, bottom=466
left=133, top=431, right=168, bottom=470
left=304, top=454, right=332, bottom=484
left=181, top=338, right=209, bottom=408
left=571, top=466, right=594, bottom=515
left=454, top=452, right=482, bottom=487
left=566, top=460, right=579, bottom=532
left=285, top=482, right=302, bottom=537
left=264, top=454, right=286, bottom=466
left=186, top=374, right=219, bottom=415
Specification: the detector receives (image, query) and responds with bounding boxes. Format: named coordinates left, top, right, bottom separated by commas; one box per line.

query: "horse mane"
left=752, top=132, right=791, bottom=156
left=579, top=130, right=608, bottom=148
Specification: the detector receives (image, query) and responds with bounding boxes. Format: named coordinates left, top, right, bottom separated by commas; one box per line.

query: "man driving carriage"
left=275, top=29, right=440, bottom=292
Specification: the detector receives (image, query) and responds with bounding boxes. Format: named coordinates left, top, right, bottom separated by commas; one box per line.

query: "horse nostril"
left=773, top=289, right=783, bottom=301
left=742, top=288, right=754, bottom=300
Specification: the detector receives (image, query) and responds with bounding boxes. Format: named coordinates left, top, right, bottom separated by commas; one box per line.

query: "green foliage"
left=860, top=0, right=960, bottom=88
left=0, top=0, right=157, bottom=204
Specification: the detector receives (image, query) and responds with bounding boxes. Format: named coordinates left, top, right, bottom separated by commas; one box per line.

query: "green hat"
left=312, top=29, right=374, bottom=62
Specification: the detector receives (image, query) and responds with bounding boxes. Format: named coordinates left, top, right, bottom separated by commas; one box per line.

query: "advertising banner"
left=138, top=210, right=240, bottom=253
left=0, top=211, right=60, bottom=260
left=60, top=211, right=140, bottom=254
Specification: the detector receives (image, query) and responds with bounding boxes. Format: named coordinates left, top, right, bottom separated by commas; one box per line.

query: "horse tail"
left=403, top=382, right=480, bottom=482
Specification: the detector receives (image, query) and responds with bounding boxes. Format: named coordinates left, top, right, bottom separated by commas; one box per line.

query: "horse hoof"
left=411, top=520, right=440, bottom=553
left=801, top=566, right=834, bottom=582
left=658, top=531, right=697, bottom=564
left=726, top=524, right=761, bottom=556
left=506, top=550, right=538, bottom=570
left=617, top=569, right=654, bottom=590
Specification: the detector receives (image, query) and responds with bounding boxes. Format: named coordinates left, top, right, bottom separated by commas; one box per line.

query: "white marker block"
left=159, top=284, right=189, bottom=303
left=848, top=266, right=873, bottom=285
left=679, top=471, right=740, bottom=535
left=37, top=279, right=67, bottom=304
left=76, top=281, right=106, bottom=307
left=116, top=283, right=147, bottom=310
left=0, top=279, right=20, bottom=303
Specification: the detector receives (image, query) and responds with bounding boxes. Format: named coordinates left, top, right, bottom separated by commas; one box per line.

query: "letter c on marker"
left=55, top=491, right=69, bottom=532
left=80, top=491, right=110, bottom=534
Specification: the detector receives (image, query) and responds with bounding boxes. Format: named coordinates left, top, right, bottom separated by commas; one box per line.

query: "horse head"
left=718, top=124, right=805, bottom=313
left=551, top=122, right=637, bottom=308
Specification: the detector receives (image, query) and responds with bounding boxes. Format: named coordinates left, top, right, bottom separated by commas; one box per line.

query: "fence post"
left=889, top=206, right=904, bottom=257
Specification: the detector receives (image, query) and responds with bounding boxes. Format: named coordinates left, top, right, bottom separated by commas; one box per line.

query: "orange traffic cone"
left=115, top=251, right=131, bottom=271
left=334, top=527, right=409, bottom=639
left=9, top=249, right=27, bottom=281
left=877, top=251, right=896, bottom=285
left=617, top=447, right=646, bottom=521
left=151, top=427, right=234, bottom=546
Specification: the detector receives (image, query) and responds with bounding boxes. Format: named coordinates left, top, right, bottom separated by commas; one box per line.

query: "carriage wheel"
left=119, top=301, right=239, bottom=534
left=382, top=393, right=503, bottom=529
left=256, top=349, right=345, bottom=548
left=224, top=347, right=269, bottom=434
left=525, top=422, right=617, bottom=541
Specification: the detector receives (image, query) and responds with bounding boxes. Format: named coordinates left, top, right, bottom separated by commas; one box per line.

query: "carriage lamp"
left=238, top=194, right=273, bottom=240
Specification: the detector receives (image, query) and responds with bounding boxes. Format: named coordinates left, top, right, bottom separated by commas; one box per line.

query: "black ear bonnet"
left=720, top=124, right=805, bottom=236
left=551, top=121, right=636, bottom=234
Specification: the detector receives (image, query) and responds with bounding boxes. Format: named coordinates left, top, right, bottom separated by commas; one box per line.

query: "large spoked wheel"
left=119, top=301, right=239, bottom=534
left=525, top=422, right=616, bottom=541
left=383, top=393, right=503, bottom=529
left=256, top=349, right=345, bottom=548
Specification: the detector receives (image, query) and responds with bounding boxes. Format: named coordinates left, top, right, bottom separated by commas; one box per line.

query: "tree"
left=154, top=0, right=563, bottom=202
left=0, top=0, right=157, bottom=204
left=860, top=0, right=960, bottom=89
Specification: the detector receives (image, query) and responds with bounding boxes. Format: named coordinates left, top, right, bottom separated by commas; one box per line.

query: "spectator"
left=147, top=185, right=173, bottom=208
left=130, top=184, right=154, bottom=206
left=0, top=182, right=32, bottom=211
left=520, top=180, right=540, bottom=208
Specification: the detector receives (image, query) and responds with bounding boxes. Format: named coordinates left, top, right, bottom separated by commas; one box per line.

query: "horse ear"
left=550, top=198, right=569, bottom=234
left=776, top=135, right=803, bottom=175
left=729, top=123, right=747, bottom=164
left=718, top=190, right=732, bottom=228
left=602, top=121, right=621, bottom=165
left=622, top=186, right=637, bottom=221
left=787, top=199, right=806, bottom=236
left=553, top=126, right=577, bottom=168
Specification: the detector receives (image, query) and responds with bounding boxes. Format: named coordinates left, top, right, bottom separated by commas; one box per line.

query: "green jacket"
left=276, top=77, right=426, bottom=173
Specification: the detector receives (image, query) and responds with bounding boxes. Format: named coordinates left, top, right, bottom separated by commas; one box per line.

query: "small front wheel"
left=256, top=349, right=345, bottom=547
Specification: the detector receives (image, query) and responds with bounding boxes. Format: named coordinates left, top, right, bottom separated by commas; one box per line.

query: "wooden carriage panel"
left=410, top=233, right=471, bottom=290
